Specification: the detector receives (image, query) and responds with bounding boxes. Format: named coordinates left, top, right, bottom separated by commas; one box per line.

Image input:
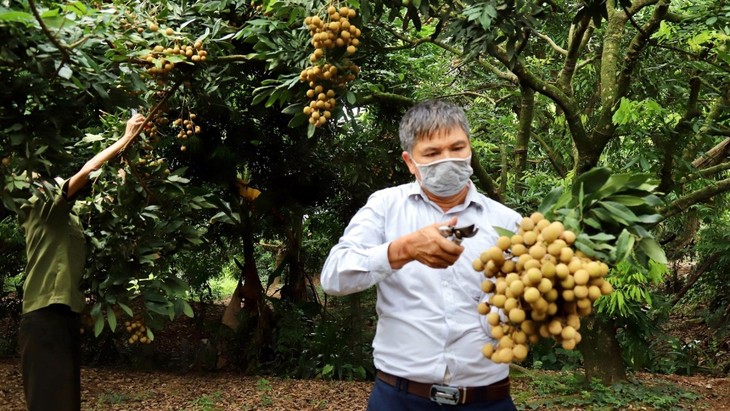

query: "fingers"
left=409, top=222, right=464, bottom=268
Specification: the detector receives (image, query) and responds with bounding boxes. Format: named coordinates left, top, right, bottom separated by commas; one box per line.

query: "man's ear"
left=402, top=151, right=418, bottom=177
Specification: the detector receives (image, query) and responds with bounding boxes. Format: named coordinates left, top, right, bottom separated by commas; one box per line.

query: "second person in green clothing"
left=18, top=113, right=146, bottom=411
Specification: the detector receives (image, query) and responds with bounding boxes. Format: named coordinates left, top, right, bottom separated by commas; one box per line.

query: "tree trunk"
left=514, top=82, right=534, bottom=195
left=281, top=209, right=309, bottom=302
left=578, top=317, right=626, bottom=384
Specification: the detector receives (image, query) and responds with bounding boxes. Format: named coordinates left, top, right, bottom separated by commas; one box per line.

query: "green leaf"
left=597, top=200, right=640, bottom=224
left=94, top=315, right=104, bottom=337
left=182, top=301, right=194, bottom=318
left=572, top=168, right=611, bottom=199
left=107, top=309, right=117, bottom=332
left=636, top=238, right=667, bottom=264
left=493, top=226, right=515, bottom=237
left=346, top=91, right=356, bottom=105
left=118, top=302, right=133, bottom=317
left=538, top=186, right=565, bottom=215
left=613, top=229, right=634, bottom=263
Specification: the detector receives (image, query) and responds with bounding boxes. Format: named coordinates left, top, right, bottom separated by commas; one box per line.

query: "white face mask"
left=413, top=155, right=473, bottom=197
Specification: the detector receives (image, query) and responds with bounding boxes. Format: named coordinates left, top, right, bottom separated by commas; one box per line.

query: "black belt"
left=376, top=370, right=510, bottom=405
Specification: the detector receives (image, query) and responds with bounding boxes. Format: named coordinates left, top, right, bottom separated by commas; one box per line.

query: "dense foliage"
left=1, top=0, right=729, bottom=386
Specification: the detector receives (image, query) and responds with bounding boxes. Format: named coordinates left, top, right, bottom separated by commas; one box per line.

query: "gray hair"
left=398, top=99, right=470, bottom=153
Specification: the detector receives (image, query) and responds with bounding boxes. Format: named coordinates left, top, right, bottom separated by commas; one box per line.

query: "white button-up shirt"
left=320, top=181, right=521, bottom=387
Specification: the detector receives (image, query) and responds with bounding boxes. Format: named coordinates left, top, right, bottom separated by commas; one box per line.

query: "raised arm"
left=65, top=114, right=146, bottom=199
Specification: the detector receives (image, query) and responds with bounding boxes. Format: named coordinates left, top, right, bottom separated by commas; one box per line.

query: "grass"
left=188, top=390, right=224, bottom=411
left=513, top=370, right=703, bottom=411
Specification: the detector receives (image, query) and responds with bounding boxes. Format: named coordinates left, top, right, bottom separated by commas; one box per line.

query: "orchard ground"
left=0, top=358, right=728, bottom=410
left=1, top=299, right=729, bottom=410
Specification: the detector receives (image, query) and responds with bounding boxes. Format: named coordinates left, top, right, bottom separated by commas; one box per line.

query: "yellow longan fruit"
left=481, top=280, right=495, bottom=293
left=508, top=280, right=525, bottom=296
left=536, top=219, right=550, bottom=232
left=499, top=335, right=515, bottom=349
left=511, top=244, right=528, bottom=257
left=149, top=23, right=159, bottom=32
left=482, top=344, right=495, bottom=358
left=496, top=236, right=511, bottom=251
left=523, top=287, right=540, bottom=303
left=588, top=285, right=602, bottom=301
left=586, top=261, right=602, bottom=278
left=561, top=230, right=577, bottom=244
left=523, top=259, right=541, bottom=271
left=510, top=234, right=524, bottom=245
left=573, top=285, right=589, bottom=299
left=512, top=330, right=527, bottom=344
left=512, top=344, right=529, bottom=361
left=566, top=315, right=581, bottom=329
left=491, top=325, right=505, bottom=339
left=568, top=258, right=583, bottom=274
left=525, top=268, right=542, bottom=285
left=562, top=338, right=576, bottom=350
left=487, top=312, right=501, bottom=327
left=530, top=212, right=544, bottom=224
left=600, top=281, right=614, bottom=295
left=529, top=245, right=547, bottom=260
left=541, top=261, right=556, bottom=279
left=477, top=302, right=490, bottom=315
left=490, top=294, right=507, bottom=308
left=509, top=308, right=526, bottom=324
left=485, top=247, right=505, bottom=266
left=520, top=217, right=535, bottom=231
left=574, top=269, right=590, bottom=285
left=548, top=320, right=563, bottom=336
left=556, top=263, right=570, bottom=279
left=501, top=260, right=516, bottom=274
left=537, top=278, right=553, bottom=293
left=473, top=258, right=485, bottom=271
left=504, top=298, right=519, bottom=312
left=559, top=247, right=574, bottom=263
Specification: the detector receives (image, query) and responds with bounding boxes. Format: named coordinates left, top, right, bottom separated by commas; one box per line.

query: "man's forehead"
left=415, top=127, right=468, bottom=146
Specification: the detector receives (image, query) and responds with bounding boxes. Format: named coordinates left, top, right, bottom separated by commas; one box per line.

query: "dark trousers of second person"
left=19, top=303, right=81, bottom=411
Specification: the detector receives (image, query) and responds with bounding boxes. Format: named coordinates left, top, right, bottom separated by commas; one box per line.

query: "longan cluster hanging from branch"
left=474, top=212, right=614, bottom=364
left=125, top=319, right=152, bottom=345
left=299, top=4, right=361, bottom=127
left=141, top=37, right=208, bottom=78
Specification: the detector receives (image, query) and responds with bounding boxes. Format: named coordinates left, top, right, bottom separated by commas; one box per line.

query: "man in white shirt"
left=320, top=99, right=520, bottom=410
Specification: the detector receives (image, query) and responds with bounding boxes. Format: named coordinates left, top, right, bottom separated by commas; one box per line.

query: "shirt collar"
left=406, top=181, right=484, bottom=211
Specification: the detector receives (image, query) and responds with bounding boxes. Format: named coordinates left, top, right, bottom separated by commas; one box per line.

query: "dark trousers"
left=366, top=377, right=517, bottom=411
left=19, top=304, right=81, bottom=411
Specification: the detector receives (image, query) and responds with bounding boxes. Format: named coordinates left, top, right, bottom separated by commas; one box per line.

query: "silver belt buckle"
left=429, top=384, right=460, bottom=405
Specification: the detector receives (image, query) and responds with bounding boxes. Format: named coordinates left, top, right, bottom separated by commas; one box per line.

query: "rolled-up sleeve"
left=320, top=193, right=395, bottom=296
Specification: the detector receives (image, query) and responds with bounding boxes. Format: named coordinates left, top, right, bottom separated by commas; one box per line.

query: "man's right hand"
left=388, top=216, right=464, bottom=270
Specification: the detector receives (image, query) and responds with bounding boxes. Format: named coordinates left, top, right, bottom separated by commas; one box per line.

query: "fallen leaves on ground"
left=2, top=359, right=729, bottom=411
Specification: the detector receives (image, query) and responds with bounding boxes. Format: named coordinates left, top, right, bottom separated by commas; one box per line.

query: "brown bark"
left=578, top=317, right=627, bottom=384
left=471, top=156, right=503, bottom=203
left=514, top=82, right=534, bottom=195
left=660, top=176, right=730, bottom=219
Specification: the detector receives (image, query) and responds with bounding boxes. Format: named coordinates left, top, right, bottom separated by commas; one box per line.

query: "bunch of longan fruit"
left=142, top=34, right=208, bottom=77
left=299, top=4, right=362, bottom=127
left=474, top=212, right=614, bottom=364
left=125, top=319, right=151, bottom=345
left=172, top=112, right=201, bottom=151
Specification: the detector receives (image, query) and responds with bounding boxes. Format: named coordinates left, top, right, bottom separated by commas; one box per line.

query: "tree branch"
left=535, top=31, right=567, bottom=56
left=531, top=131, right=567, bottom=178
left=28, top=0, right=70, bottom=61
left=660, top=177, right=730, bottom=219
left=558, top=15, right=591, bottom=94
left=471, top=153, right=503, bottom=203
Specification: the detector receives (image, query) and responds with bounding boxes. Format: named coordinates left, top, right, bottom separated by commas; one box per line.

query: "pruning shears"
left=438, top=224, right=479, bottom=245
